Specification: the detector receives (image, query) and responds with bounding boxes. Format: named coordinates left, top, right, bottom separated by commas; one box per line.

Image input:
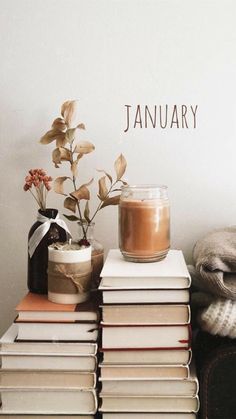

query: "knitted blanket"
left=189, top=265, right=236, bottom=339
left=193, top=227, right=236, bottom=299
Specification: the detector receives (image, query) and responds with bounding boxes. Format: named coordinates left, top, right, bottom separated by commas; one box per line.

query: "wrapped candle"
left=48, top=242, right=92, bottom=304
left=119, top=185, right=170, bottom=262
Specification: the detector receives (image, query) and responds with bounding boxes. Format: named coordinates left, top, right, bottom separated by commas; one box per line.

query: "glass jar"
left=78, top=222, right=104, bottom=289
left=119, top=185, right=170, bottom=262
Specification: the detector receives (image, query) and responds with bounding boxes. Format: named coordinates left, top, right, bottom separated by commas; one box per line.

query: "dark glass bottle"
left=27, top=208, right=68, bottom=294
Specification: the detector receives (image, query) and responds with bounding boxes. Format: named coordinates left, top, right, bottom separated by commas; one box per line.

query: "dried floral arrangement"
left=24, top=169, right=52, bottom=211
left=40, top=100, right=127, bottom=243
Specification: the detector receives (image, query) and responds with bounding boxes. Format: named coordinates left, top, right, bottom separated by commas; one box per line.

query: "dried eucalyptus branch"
left=40, top=100, right=127, bottom=242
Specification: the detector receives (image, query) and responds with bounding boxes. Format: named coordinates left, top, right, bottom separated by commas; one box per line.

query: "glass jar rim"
left=121, top=184, right=167, bottom=191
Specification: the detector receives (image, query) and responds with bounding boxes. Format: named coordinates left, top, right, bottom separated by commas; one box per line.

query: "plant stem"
left=89, top=180, right=119, bottom=224
left=70, top=142, right=87, bottom=239
left=29, top=189, right=42, bottom=209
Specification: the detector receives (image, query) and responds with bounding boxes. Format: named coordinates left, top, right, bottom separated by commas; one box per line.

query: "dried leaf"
left=84, top=201, right=90, bottom=223
left=100, top=194, right=121, bottom=209
left=64, top=197, right=77, bottom=213
left=52, top=117, right=67, bottom=132
left=97, top=169, right=112, bottom=184
left=61, top=100, right=79, bottom=128
left=70, top=185, right=90, bottom=201
left=66, top=128, right=77, bottom=144
left=74, top=141, right=95, bottom=154
left=52, top=147, right=71, bottom=167
left=40, top=129, right=65, bottom=145
left=54, top=176, right=70, bottom=195
left=77, top=123, right=86, bottom=130
left=98, top=176, right=108, bottom=201
left=114, top=154, right=127, bottom=180
left=56, top=134, right=68, bottom=147
left=59, top=147, right=71, bottom=161
left=52, top=148, right=61, bottom=168
left=63, top=214, right=80, bottom=221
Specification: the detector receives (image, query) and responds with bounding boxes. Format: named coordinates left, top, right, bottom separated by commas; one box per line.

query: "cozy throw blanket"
left=193, top=227, right=236, bottom=300
left=189, top=265, right=236, bottom=339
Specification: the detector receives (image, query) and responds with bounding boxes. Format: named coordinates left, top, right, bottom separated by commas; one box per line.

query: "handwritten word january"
left=124, top=105, right=198, bottom=133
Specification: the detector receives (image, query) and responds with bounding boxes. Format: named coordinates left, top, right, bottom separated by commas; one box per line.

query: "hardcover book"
left=15, top=293, right=99, bottom=322
left=102, top=414, right=196, bottom=419
left=0, top=370, right=96, bottom=389
left=99, top=364, right=190, bottom=380
left=0, top=324, right=97, bottom=354
left=0, top=416, right=94, bottom=419
left=101, top=304, right=190, bottom=325
left=15, top=322, right=98, bottom=342
left=101, top=289, right=189, bottom=304
left=102, top=324, right=191, bottom=349
left=100, top=376, right=198, bottom=397
left=101, top=349, right=192, bottom=365
left=100, top=249, right=191, bottom=289
left=99, top=395, right=199, bottom=413
left=0, top=389, right=97, bottom=414
left=0, top=353, right=97, bottom=371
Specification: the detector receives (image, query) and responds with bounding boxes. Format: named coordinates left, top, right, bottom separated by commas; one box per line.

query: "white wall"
left=1, top=0, right=236, bottom=335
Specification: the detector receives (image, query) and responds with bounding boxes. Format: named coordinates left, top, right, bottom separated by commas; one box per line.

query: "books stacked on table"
left=0, top=293, right=99, bottom=416
left=99, top=249, right=199, bottom=418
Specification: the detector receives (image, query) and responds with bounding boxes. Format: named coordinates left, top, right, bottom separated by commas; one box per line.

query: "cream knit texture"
left=199, top=299, right=236, bottom=338
left=193, top=227, right=236, bottom=299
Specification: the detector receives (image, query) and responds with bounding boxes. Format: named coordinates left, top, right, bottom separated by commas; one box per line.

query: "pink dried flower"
left=23, top=168, right=52, bottom=210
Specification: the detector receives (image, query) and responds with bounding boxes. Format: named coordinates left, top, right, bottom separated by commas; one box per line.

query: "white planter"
left=48, top=244, right=92, bottom=304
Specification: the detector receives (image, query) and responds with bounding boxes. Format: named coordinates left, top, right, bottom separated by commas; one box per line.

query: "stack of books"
left=0, top=293, right=99, bottom=417
left=99, top=249, right=199, bottom=419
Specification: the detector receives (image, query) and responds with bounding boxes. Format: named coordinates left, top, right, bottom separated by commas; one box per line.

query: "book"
left=0, top=354, right=97, bottom=371
left=100, top=377, right=198, bottom=396
left=102, top=324, right=191, bottom=349
left=102, top=289, right=189, bottom=304
left=101, top=349, right=192, bottom=365
left=99, top=364, right=189, bottom=380
left=100, top=249, right=191, bottom=289
left=0, top=389, right=97, bottom=414
left=102, top=414, right=196, bottom=419
left=0, top=324, right=97, bottom=354
left=0, top=370, right=96, bottom=389
left=15, top=293, right=99, bottom=322
left=0, top=416, right=94, bottom=418
left=99, top=395, right=199, bottom=413
left=15, top=322, right=98, bottom=342
left=100, top=366, right=198, bottom=396
left=101, top=304, right=190, bottom=325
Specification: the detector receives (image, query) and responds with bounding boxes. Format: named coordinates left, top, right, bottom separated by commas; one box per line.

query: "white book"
left=102, top=289, right=189, bottom=304
left=100, top=249, right=190, bottom=289
left=102, top=349, right=192, bottom=365
left=0, top=324, right=97, bottom=354
left=0, top=389, right=97, bottom=414
left=100, top=395, right=199, bottom=413
left=0, top=370, right=96, bottom=389
left=0, top=353, right=96, bottom=371
left=101, top=377, right=198, bottom=397
left=102, top=324, right=190, bottom=349
left=16, top=322, right=98, bottom=342
left=101, top=304, right=190, bottom=325
left=99, top=364, right=189, bottom=380
left=0, top=416, right=94, bottom=419
left=102, top=414, right=196, bottom=419
left=100, top=366, right=198, bottom=396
